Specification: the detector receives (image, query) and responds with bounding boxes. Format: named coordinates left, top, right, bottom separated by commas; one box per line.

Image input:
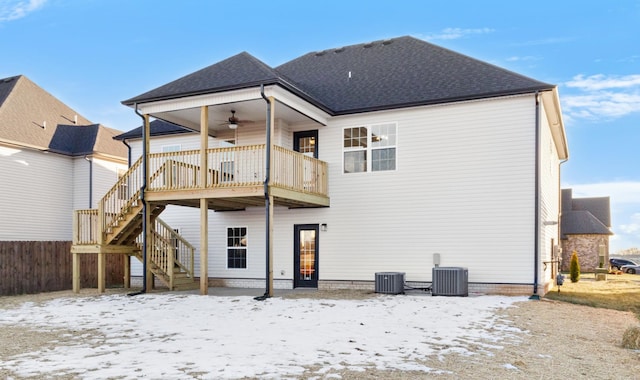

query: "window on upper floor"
left=343, top=123, right=396, bottom=173
left=161, top=144, right=181, bottom=153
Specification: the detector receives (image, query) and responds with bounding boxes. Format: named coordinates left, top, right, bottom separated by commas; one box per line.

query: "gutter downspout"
left=84, top=155, right=93, bottom=208
left=255, top=84, right=272, bottom=301
left=557, top=157, right=569, bottom=272
left=129, top=103, right=148, bottom=296
left=530, top=91, right=541, bottom=300
left=122, top=139, right=132, bottom=167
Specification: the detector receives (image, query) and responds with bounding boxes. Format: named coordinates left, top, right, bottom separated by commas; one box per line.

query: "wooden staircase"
left=72, top=156, right=197, bottom=291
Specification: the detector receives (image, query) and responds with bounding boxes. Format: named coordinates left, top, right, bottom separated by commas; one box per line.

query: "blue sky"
left=1, top=0, right=639, bottom=252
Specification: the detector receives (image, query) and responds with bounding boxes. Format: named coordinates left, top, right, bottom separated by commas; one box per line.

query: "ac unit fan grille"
left=375, top=272, right=405, bottom=294
left=432, top=267, right=468, bottom=296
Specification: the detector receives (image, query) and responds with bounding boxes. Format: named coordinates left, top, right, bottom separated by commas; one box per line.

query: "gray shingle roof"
left=122, top=36, right=554, bottom=115
left=0, top=75, right=126, bottom=158
left=123, top=52, right=283, bottom=105
left=573, top=197, right=611, bottom=227
left=560, top=188, right=612, bottom=238
left=276, top=36, right=553, bottom=114
left=114, top=119, right=193, bottom=140
left=561, top=210, right=612, bottom=236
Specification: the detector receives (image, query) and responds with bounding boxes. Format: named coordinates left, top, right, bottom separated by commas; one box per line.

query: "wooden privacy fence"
left=0, top=241, right=124, bottom=296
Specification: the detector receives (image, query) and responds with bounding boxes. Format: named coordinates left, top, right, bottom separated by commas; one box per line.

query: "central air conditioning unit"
left=375, top=272, right=405, bottom=295
left=432, top=267, right=468, bottom=296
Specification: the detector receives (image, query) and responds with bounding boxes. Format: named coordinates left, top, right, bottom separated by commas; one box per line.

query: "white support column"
left=200, top=106, right=209, bottom=295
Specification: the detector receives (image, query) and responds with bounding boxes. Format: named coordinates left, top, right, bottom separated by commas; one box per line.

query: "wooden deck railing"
left=146, top=144, right=328, bottom=196
left=272, top=146, right=328, bottom=196
left=72, top=209, right=98, bottom=245
left=100, top=156, right=143, bottom=240
left=76, top=144, right=328, bottom=245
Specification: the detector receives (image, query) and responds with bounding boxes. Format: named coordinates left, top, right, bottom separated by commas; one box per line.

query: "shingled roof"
left=561, top=189, right=613, bottom=237
left=114, top=119, right=193, bottom=140
left=122, top=36, right=554, bottom=114
left=123, top=52, right=285, bottom=105
left=0, top=75, right=126, bottom=158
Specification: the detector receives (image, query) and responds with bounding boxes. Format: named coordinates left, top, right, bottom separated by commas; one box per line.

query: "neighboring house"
left=73, top=36, right=568, bottom=296
left=560, top=188, right=613, bottom=271
left=0, top=75, right=127, bottom=241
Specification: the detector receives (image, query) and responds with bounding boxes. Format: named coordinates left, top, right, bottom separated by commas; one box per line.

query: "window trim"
left=161, top=144, right=181, bottom=153
left=342, top=122, right=397, bottom=174
left=226, top=226, right=248, bottom=270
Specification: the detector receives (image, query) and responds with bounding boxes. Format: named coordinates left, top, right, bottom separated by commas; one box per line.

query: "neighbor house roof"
left=0, top=75, right=126, bottom=158
left=561, top=188, right=613, bottom=238
left=122, top=36, right=554, bottom=115
left=114, top=119, right=194, bottom=141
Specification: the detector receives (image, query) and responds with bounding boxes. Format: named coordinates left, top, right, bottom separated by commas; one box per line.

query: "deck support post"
left=200, top=105, right=209, bottom=295
left=98, top=252, right=106, bottom=293
left=72, top=252, right=80, bottom=293
left=124, top=255, right=131, bottom=288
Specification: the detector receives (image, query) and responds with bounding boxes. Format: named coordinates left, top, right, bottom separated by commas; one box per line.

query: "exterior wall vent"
left=375, top=272, right=405, bottom=294
left=432, top=267, right=468, bottom=296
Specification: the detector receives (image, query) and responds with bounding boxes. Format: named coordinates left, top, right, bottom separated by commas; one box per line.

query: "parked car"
left=621, top=263, right=640, bottom=274
left=610, top=258, right=638, bottom=270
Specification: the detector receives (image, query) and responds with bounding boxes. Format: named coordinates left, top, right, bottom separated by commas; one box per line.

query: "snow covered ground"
left=0, top=293, right=527, bottom=379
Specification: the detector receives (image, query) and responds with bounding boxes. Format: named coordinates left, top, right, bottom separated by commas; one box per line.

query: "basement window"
left=227, top=227, right=247, bottom=269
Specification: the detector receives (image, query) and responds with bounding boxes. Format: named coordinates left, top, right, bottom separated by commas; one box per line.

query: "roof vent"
left=42, top=121, right=46, bottom=129
left=382, top=39, right=394, bottom=45
left=363, top=42, right=374, bottom=48
left=315, top=50, right=326, bottom=56
left=74, top=114, right=78, bottom=124
left=334, top=47, right=345, bottom=53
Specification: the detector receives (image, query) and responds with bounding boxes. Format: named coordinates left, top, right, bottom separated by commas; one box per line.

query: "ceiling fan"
left=221, top=110, right=252, bottom=129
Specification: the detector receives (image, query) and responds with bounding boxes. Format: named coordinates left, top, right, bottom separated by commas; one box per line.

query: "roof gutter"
left=128, top=103, right=148, bottom=296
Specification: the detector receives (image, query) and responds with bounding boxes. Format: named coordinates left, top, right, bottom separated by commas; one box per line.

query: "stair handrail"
left=155, top=218, right=195, bottom=280
left=99, top=156, right=143, bottom=239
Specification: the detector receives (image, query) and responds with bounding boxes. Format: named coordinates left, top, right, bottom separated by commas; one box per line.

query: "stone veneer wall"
left=561, top=234, right=609, bottom=272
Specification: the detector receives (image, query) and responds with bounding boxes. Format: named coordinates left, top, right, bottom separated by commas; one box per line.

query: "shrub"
left=570, top=251, right=580, bottom=283
left=621, top=326, right=640, bottom=349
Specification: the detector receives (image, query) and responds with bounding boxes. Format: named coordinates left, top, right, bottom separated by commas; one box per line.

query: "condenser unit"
left=375, top=272, right=405, bottom=295
left=432, top=267, right=468, bottom=296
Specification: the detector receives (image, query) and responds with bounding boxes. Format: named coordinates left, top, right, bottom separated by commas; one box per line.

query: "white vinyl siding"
left=129, top=94, right=553, bottom=288
left=538, top=99, right=562, bottom=285
left=0, top=147, right=74, bottom=240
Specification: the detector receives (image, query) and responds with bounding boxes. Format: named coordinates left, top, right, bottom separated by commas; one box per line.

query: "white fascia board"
left=136, top=85, right=330, bottom=126
left=541, top=88, right=569, bottom=160
left=263, top=86, right=330, bottom=126
left=137, top=87, right=262, bottom=114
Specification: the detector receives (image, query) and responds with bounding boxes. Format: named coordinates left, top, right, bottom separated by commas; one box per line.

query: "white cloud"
left=619, top=212, right=640, bottom=234
left=568, top=181, right=640, bottom=204
left=506, top=56, right=539, bottom=62
left=0, top=0, right=46, bottom=22
left=566, top=74, right=640, bottom=91
left=421, top=27, right=494, bottom=41
left=561, top=74, right=640, bottom=121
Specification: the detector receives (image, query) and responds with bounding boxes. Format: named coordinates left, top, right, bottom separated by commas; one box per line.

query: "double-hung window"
left=227, top=227, right=247, bottom=269
left=343, top=123, right=396, bottom=173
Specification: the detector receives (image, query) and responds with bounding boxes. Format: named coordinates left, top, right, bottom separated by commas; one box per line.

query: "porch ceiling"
left=136, top=85, right=330, bottom=134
